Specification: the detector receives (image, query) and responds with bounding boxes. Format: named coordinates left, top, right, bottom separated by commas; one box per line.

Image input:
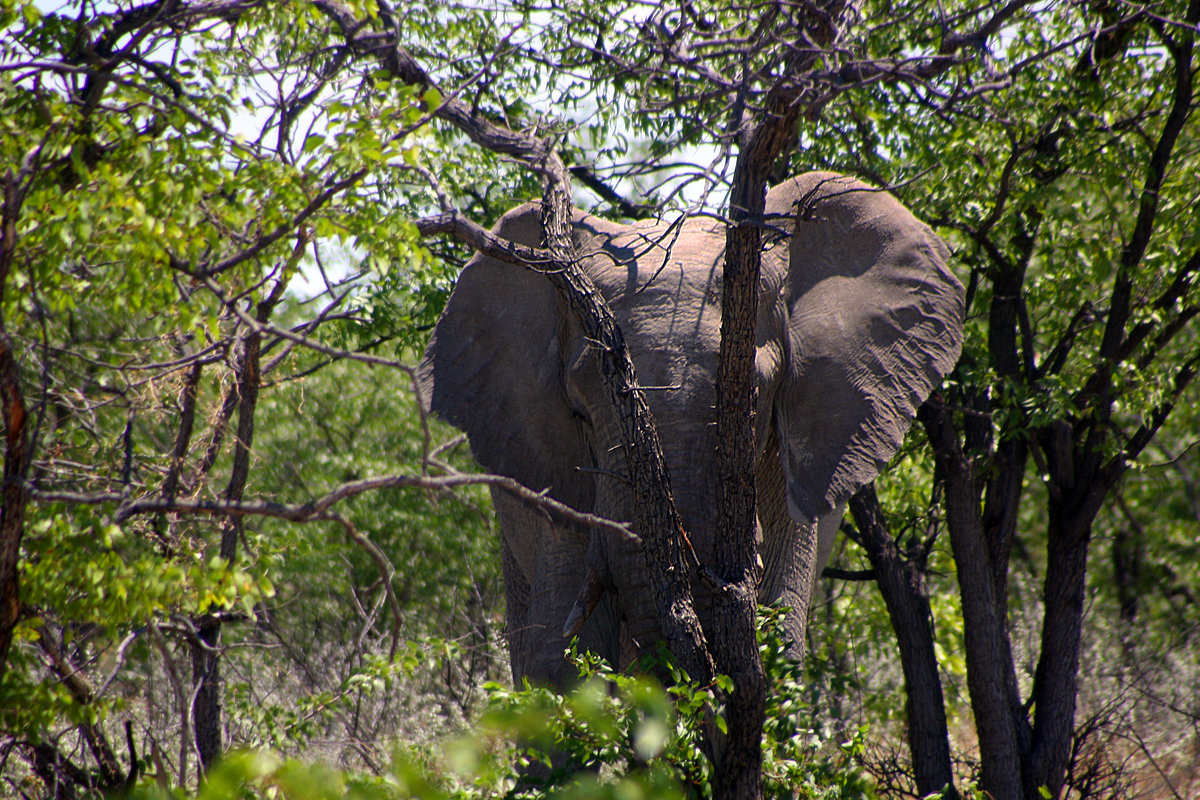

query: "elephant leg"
left=756, top=439, right=821, bottom=658
left=525, top=547, right=621, bottom=686
left=494, top=506, right=620, bottom=788
left=492, top=490, right=619, bottom=688
left=761, top=519, right=821, bottom=656
left=501, top=535, right=532, bottom=683
left=759, top=505, right=845, bottom=657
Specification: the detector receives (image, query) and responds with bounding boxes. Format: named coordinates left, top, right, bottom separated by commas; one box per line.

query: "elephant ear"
left=416, top=204, right=597, bottom=512
left=767, top=172, right=964, bottom=523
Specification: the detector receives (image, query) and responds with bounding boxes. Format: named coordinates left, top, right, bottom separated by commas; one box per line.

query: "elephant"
left=418, top=171, right=964, bottom=689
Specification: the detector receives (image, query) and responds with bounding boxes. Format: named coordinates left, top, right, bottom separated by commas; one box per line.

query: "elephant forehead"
left=585, top=223, right=725, bottom=380
left=587, top=218, right=723, bottom=285
left=579, top=216, right=785, bottom=439
left=588, top=220, right=725, bottom=315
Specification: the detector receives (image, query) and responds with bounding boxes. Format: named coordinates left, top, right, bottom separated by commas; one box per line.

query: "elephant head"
left=418, top=172, right=963, bottom=687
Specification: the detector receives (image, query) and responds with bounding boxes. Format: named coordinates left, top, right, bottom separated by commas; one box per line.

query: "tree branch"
left=569, top=165, right=658, bottom=219
left=314, top=0, right=716, bottom=687
left=34, top=469, right=639, bottom=542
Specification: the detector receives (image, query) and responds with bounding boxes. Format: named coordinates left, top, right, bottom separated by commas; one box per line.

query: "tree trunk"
left=191, top=279, right=282, bottom=771
left=923, top=403, right=1026, bottom=800
left=1024, top=507, right=1089, bottom=799
left=711, top=4, right=853, bottom=793
left=0, top=334, right=28, bottom=682
left=191, top=616, right=223, bottom=771
left=1110, top=521, right=1141, bottom=626
left=0, top=173, right=30, bottom=682
left=850, top=485, right=956, bottom=798
left=713, top=186, right=769, bottom=800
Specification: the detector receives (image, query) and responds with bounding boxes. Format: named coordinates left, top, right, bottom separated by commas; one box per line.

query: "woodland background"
left=0, top=1, right=1198, bottom=798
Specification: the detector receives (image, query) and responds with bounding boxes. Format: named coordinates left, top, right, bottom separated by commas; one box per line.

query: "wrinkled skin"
left=419, top=172, right=964, bottom=687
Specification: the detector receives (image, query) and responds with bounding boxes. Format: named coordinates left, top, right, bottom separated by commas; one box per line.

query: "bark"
left=981, top=435, right=1026, bottom=607
left=1024, top=507, right=1089, bottom=799
left=162, top=361, right=204, bottom=503
left=0, top=166, right=30, bottom=682
left=850, top=486, right=956, bottom=798
left=0, top=333, right=27, bottom=682
left=922, top=402, right=1026, bottom=800
left=711, top=3, right=852, bottom=793
left=1023, top=380, right=1196, bottom=799
left=1111, top=506, right=1143, bottom=625
left=983, top=230, right=1033, bottom=609
left=191, top=616, right=222, bottom=771
left=191, top=276, right=286, bottom=771
left=317, top=2, right=717, bottom=684
left=713, top=174, right=770, bottom=800
left=536, top=137, right=714, bottom=686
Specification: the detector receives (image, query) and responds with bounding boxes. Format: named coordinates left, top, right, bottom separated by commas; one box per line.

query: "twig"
left=31, top=468, right=639, bottom=541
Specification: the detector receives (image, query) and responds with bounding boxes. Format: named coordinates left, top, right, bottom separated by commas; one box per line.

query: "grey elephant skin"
left=418, top=171, right=964, bottom=688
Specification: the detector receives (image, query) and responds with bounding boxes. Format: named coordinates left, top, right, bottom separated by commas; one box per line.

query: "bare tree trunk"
left=712, top=3, right=851, bottom=794
left=191, top=277, right=286, bottom=771
left=191, top=602, right=224, bottom=771
left=850, top=485, right=956, bottom=798
left=713, top=163, right=771, bottom=800
left=923, top=402, right=1026, bottom=800
left=0, top=172, right=31, bottom=682
left=0, top=333, right=28, bottom=682
left=1024, top=508, right=1089, bottom=799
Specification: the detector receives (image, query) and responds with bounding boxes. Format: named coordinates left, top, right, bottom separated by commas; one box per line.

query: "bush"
left=122, top=610, right=876, bottom=800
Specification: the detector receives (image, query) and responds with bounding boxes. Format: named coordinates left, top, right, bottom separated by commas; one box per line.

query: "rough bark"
left=317, top=2, right=717, bottom=685
left=190, top=616, right=222, bottom=772
left=923, top=402, right=1026, bottom=800
left=713, top=178, right=770, bottom=800
left=0, top=167, right=30, bottom=682
left=162, top=361, right=204, bottom=503
left=712, top=4, right=851, bottom=794
left=0, top=333, right=27, bottom=682
left=850, top=486, right=956, bottom=798
left=1024, top=507, right=1089, bottom=799
left=983, top=228, right=1032, bottom=611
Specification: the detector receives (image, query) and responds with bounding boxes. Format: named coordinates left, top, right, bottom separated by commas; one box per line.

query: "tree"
left=796, top=2, right=1200, bottom=796
left=0, top=1, right=509, bottom=790
left=2, top=1, right=1197, bottom=798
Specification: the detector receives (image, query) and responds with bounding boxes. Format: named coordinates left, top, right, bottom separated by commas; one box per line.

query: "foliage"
left=115, top=613, right=875, bottom=800
left=0, top=0, right=510, bottom=784
left=0, top=0, right=1197, bottom=798
left=792, top=0, right=1200, bottom=795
